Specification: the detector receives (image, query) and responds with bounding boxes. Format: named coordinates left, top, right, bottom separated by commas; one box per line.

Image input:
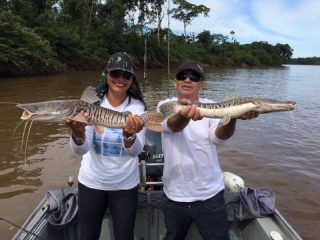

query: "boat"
left=12, top=130, right=302, bottom=240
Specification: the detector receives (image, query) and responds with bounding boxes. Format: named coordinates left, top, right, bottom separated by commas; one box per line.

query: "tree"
left=197, top=30, right=213, bottom=47
left=230, top=30, right=235, bottom=42
left=170, top=0, right=210, bottom=39
left=154, top=0, right=166, bottom=46
left=212, top=34, right=228, bottom=45
left=0, top=11, right=63, bottom=76
left=275, top=43, right=293, bottom=62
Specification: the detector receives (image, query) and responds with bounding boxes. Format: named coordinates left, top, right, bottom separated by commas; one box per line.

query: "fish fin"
left=218, top=116, right=231, bottom=127
left=69, top=112, right=89, bottom=124
left=141, top=112, right=164, bottom=132
left=162, top=112, right=176, bottom=120
left=95, top=125, right=104, bottom=135
left=80, top=86, right=100, bottom=104
left=222, top=93, right=240, bottom=102
left=158, top=101, right=180, bottom=120
left=123, top=110, right=132, bottom=116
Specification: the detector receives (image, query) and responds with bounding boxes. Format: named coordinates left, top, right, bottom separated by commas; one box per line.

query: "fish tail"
left=141, top=112, right=164, bottom=132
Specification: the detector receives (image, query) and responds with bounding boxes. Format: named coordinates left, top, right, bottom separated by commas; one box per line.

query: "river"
left=0, top=65, right=319, bottom=239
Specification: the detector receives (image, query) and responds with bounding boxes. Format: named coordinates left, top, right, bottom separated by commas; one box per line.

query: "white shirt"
left=70, top=96, right=146, bottom=190
left=157, top=97, right=226, bottom=202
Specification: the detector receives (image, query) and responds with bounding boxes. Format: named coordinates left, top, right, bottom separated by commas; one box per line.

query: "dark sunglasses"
left=176, top=71, right=202, bottom=82
left=109, top=70, right=133, bottom=80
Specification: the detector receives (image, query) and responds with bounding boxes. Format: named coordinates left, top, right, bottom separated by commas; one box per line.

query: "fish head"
left=256, top=98, right=296, bottom=113
left=16, top=100, right=77, bottom=122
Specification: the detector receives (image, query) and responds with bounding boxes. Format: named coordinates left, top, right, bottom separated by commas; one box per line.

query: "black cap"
left=176, top=60, right=204, bottom=80
left=106, top=52, right=135, bottom=75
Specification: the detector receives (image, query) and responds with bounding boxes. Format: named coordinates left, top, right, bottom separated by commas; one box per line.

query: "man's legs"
left=194, top=191, right=229, bottom=240
left=164, top=196, right=193, bottom=240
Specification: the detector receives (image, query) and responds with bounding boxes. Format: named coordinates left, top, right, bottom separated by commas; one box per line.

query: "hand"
left=65, top=118, right=87, bottom=137
left=179, top=99, right=203, bottom=121
left=238, top=111, right=259, bottom=120
left=123, top=115, right=144, bottom=137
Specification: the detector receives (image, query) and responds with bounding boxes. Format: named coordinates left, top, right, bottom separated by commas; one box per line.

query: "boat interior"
left=12, top=131, right=302, bottom=240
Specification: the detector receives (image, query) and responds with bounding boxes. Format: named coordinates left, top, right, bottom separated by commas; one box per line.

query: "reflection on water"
left=0, top=65, right=320, bottom=240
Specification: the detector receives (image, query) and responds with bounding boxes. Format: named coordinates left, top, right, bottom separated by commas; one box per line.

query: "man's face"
left=173, top=70, right=204, bottom=101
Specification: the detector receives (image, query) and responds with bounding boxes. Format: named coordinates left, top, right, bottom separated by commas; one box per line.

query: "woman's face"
left=107, top=70, right=133, bottom=96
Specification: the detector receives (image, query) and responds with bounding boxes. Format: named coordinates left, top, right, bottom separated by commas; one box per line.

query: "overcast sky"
left=165, top=0, right=320, bottom=58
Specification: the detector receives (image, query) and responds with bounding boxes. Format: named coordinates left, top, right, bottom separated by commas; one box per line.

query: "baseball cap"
left=106, top=52, right=135, bottom=75
left=176, top=60, right=204, bottom=80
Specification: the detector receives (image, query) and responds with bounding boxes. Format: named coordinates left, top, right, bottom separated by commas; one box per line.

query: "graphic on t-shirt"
left=93, top=129, right=127, bottom=156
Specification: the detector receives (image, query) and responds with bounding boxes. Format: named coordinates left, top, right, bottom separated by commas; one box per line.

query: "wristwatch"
left=72, top=134, right=85, bottom=145
left=123, top=134, right=136, bottom=142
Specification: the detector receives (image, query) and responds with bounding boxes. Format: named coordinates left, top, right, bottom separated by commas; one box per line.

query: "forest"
left=0, top=0, right=294, bottom=77
left=287, top=57, right=320, bottom=65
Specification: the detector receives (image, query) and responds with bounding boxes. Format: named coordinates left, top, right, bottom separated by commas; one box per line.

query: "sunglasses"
left=109, top=70, right=133, bottom=80
left=176, top=71, right=202, bottom=82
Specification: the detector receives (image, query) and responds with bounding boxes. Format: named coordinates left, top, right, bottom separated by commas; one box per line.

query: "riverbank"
left=0, top=58, right=288, bottom=78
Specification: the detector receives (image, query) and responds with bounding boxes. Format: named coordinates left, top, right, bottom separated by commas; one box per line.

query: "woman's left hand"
left=123, top=115, right=144, bottom=137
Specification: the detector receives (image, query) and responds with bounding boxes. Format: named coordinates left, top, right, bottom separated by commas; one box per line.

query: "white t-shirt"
left=70, top=96, right=146, bottom=190
left=157, top=97, right=225, bottom=202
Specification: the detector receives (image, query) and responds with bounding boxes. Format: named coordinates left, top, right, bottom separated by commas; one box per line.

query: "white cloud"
left=165, top=0, right=320, bottom=57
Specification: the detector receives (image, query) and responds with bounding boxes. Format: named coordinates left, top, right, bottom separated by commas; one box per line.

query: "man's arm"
left=215, top=111, right=260, bottom=140
left=215, top=119, right=237, bottom=140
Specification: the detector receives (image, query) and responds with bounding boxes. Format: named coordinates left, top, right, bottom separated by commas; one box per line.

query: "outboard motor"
left=138, top=130, right=164, bottom=190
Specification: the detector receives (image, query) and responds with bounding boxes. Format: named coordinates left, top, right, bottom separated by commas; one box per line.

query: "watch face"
left=124, top=134, right=136, bottom=141
left=127, top=136, right=133, bottom=141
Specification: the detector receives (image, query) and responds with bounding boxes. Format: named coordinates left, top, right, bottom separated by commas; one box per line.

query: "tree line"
left=0, top=0, right=294, bottom=77
left=286, top=57, right=320, bottom=65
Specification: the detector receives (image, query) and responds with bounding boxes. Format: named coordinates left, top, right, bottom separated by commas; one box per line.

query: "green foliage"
left=275, top=43, right=293, bottom=62
left=0, top=1, right=299, bottom=77
left=0, top=11, right=62, bottom=76
left=197, top=30, right=213, bottom=48
left=171, top=0, right=210, bottom=36
left=287, top=57, right=320, bottom=65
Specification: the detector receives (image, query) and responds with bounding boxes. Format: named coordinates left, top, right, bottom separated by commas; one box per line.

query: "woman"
left=66, top=52, right=146, bottom=240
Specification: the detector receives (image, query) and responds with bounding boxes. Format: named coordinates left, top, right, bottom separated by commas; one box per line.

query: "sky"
left=165, top=0, right=320, bottom=58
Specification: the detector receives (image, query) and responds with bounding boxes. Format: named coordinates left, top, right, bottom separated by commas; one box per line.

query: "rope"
left=137, top=191, right=164, bottom=209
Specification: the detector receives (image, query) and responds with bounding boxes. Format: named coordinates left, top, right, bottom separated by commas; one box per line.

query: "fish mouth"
left=17, top=103, right=39, bottom=120
left=21, top=110, right=37, bottom=120
left=274, top=102, right=296, bottom=112
left=287, top=101, right=296, bottom=111
left=288, top=105, right=295, bottom=111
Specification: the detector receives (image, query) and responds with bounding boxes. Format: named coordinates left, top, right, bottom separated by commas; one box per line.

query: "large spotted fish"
left=159, top=96, right=295, bottom=126
left=17, top=86, right=163, bottom=132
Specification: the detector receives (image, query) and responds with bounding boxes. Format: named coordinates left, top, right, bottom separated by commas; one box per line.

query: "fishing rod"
left=144, top=37, right=147, bottom=82
left=167, top=0, right=171, bottom=98
left=0, top=216, right=44, bottom=239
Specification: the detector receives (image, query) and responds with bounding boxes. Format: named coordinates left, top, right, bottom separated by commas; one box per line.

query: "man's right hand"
left=179, top=98, right=203, bottom=121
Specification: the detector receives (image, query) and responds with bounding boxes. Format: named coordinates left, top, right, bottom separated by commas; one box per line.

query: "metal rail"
left=139, top=160, right=164, bottom=188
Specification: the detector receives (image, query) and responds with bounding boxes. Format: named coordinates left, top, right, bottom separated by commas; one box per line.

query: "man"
left=157, top=60, right=258, bottom=240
